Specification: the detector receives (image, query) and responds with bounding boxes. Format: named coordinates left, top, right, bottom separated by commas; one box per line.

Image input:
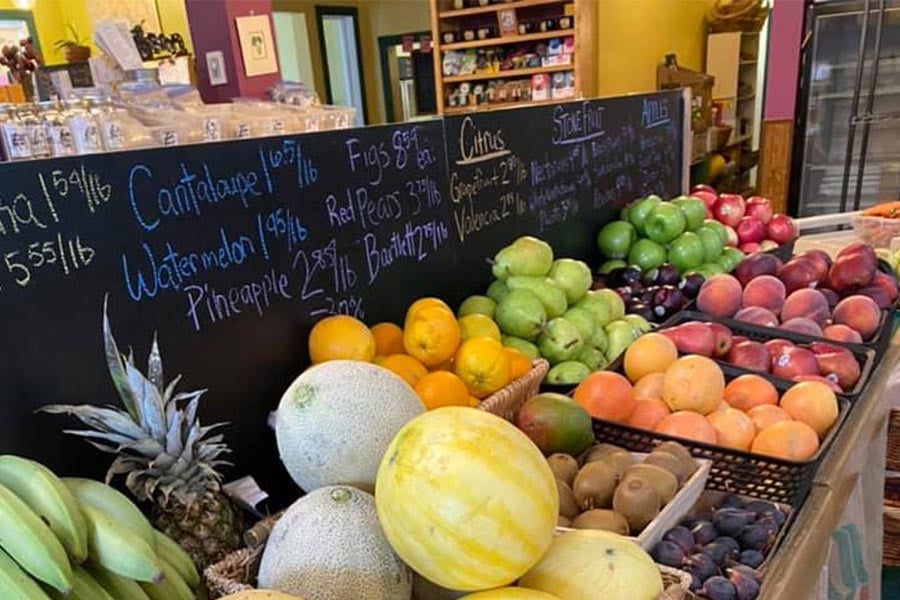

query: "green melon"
left=275, top=361, right=424, bottom=492
left=258, top=486, right=412, bottom=599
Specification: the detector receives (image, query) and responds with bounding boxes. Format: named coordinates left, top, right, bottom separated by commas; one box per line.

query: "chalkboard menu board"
left=0, top=90, right=684, bottom=503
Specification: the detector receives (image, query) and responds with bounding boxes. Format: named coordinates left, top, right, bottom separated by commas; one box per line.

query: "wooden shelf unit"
left=429, top=0, right=597, bottom=115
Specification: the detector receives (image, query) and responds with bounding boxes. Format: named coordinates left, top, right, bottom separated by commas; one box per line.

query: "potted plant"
left=54, top=23, right=91, bottom=63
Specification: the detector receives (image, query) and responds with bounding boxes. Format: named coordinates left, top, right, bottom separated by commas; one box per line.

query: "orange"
left=433, top=356, right=455, bottom=372
left=406, top=297, right=452, bottom=321
left=371, top=322, right=405, bottom=356
left=655, top=411, right=718, bottom=445
left=723, top=374, right=778, bottom=412
left=626, top=398, right=670, bottom=431
left=504, top=347, right=532, bottom=380
left=403, top=306, right=461, bottom=368
left=379, top=354, right=428, bottom=388
left=455, top=337, right=512, bottom=398
left=623, top=333, right=679, bottom=382
left=751, top=420, right=820, bottom=461
left=469, top=396, right=481, bottom=407
left=633, top=372, right=665, bottom=401
left=661, top=355, right=725, bottom=415
left=747, top=404, right=792, bottom=435
left=573, top=371, right=635, bottom=423
left=415, top=371, right=471, bottom=410
left=308, top=315, right=376, bottom=364
left=779, top=381, right=839, bottom=438
left=706, top=408, right=756, bottom=451
left=458, top=314, right=502, bottom=342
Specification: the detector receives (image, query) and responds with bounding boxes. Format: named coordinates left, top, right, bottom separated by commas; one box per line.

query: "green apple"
left=697, top=226, right=725, bottom=263
left=671, top=196, right=707, bottom=231
left=628, top=238, right=667, bottom=272
left=596, top=220, right=636, bottom=259
left=667, top=231, right=705, bottom=273
left=627, top=195, right=662, bottom=235
left=702, top=219, right=729, bottom=246
left=699, top=262, right=726, bottom=276
left=598, top=259, right=627, bottom=274
left=644, top=203, right=686, bottom=244
left=718, top=247, right=745, bottom=273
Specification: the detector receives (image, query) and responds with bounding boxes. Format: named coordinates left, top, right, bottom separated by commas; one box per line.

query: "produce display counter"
left=760, top=329, right=899, bottom=599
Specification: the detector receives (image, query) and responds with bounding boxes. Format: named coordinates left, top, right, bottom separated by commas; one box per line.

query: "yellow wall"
left=596, top=0, right=713, bottom=97
left=156, top=0, right=193, bottom=53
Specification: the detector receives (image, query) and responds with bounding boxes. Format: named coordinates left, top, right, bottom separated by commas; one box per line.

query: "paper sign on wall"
left=235, top=14, right=278, bottom=77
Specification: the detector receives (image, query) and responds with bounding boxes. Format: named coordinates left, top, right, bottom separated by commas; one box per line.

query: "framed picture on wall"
left=206, top=50, right=228, bottom=86
left=235, top=14, right=278, bottom=77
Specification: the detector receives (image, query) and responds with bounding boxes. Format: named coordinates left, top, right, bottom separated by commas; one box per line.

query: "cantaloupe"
left=258, top=486, right=412, bottom=600
left=275, top=360, right=424, bottom=492
left=221, top=592, right=306, bottom=600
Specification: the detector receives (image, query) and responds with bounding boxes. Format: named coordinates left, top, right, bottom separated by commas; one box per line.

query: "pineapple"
left=42, top=302, right=243, bottom=569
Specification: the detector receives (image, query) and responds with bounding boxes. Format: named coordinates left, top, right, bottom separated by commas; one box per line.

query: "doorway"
left=378, top=32, right=436, bottom=123
left=272, top=12, right=316, bottom=90
left=316, top=6, right=367, bottom=126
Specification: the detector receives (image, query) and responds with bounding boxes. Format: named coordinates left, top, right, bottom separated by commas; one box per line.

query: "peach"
left=857, top=286, right=893, bottom=309
left=832, top=295, right=881, bottom=339
left=781, top=288, right=830, bottom=326
left=828, top=248, right=877, bottom=293
left=734, top=306, right=779, bottom=328
left=781, top=317, right=824, bottom=338
left=742, top=275, right=786, bottom=314
left=771, top=346, right=819, bottom=379
left=780, top=381, right=839, bottom=437
left=872, top=272, right=899, bottom=302
left=819, top=288, right=840, bottom=308
left=726, top=340, right=771, bottom=373
left=780, top=258, right=820, bottom=294
left=823, top=324, right=863, bottom=344
left=697, top=274, right=743, bottom=318
left=799, top=249, right=833, bottom=285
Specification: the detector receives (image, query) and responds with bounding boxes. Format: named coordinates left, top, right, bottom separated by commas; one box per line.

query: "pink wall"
left=764, top=0, right=806, bottom=120
left=186, top=0, right=281, bottom=103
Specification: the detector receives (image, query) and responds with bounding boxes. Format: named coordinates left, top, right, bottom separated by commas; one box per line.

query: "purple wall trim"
left=764, top=0, right=806, bottom=120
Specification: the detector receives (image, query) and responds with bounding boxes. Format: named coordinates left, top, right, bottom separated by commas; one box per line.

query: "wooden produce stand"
left=429, top=0, right=597, bottom=114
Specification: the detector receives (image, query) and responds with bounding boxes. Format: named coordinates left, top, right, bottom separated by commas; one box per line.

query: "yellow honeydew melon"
left=258, top=486, right=412, bottom=600
left=519, top=529, right=663, bottom=600
left=459, top=589, right=561, bottom=599
left=376, top=407, right=558, bottom=592
left=220, top=592, right=305, bottom=600
left=275, top=360, right=424, bottom=492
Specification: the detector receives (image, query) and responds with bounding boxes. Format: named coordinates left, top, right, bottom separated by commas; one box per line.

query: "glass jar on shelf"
left=66, top=99, right=103, bottom=155
left=44, top=100, right=75, bottom=158
left=20, top=103, right=49, bottom=159
left=0, top=104, right=32, bottom=161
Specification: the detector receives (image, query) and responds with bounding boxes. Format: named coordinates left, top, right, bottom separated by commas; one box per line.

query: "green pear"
left=594, top=288, right=625, bottom=321
left=537, top=318, right=584, bottom=364
left=604, top=321, right=635, bottom=362
left=576, top=345, right=608, bottom=371
left=502, top=336, right=540, bottom=360
left=495, top=289, right=547, bottom=341
left=546, top=361, right=591, bottom=385
left=562, top=307, right=595, bottom=342
left=548, top=258, right=592, bottom=304
left=507, top=275, right=567, bottom=319
left=574, top=290, right=612, bottom=328
left=458, top=295, right=496, bottom=318
left=486, top=280, right=509, bottom=302
left=588, top=326, right=609, bottom=354
left=623, top=314, right=652, bottom=337
left=598, top=259, right=627, bottom=274
left=491, top=236, right=553, bottom=279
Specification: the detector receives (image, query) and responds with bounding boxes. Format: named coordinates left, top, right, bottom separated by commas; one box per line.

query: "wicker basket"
left=884, top=495, right=900, bottom=567
left=887, top=409, right=900, bottom=473
left=478, top=358, right=550, bottom=421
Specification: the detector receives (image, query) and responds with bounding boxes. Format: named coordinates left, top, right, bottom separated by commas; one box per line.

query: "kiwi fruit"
left=644, top=450, right=692, bottom=483
left=557, top=515, right=572, bottom=528
left=547, top=453, right=579, bottom=486
left=580, top=443, right=628, bottom=464
left=556, top=479, right=580, bottom=518
left=655, top=441, right=697, bottom=475
left=572, top=461, right=617, bottom=510
left=624, top=463, right=678, bottom=505
left=596, top=450, right=633, bottom=482
left=571, top=509, right=630, bottom=535
left=613, top=475, right=661, bottom=533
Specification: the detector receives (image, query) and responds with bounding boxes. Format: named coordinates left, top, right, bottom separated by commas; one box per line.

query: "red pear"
left=726, top=340, right=772, bottom=373
left=764, top=339, right=795, bottom=362
left=816, top=351, right=860, bottom=390
left=708, top=322, right=734, bottom=357
left=772, top=346, right=819, bottom=379
left=661, top=323, right=717, bottom=357
left=792, top=374, right=843, bottom=394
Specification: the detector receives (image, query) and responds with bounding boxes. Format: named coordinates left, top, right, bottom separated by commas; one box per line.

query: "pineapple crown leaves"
left=40, top=297, right=232, bottom=506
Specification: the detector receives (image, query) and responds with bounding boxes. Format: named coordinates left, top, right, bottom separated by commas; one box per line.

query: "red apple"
left=726, top=340, right=772, bottom=373
left=740, top=242, right=762, bottom=254
left=713, top=194, right=746, bottom=228
left=737, top=217, right=766, bottom=245
left=760, top=240, right=779, bottom=252
left=772, top=346, right=819, bottom=379
left=767, top=214, right=798, bottom=244
left=691, top=184, right=717, bottom=195
left=692, top=190, right=719, bottom=211
left=724, top=225, right=739, bottom=247
left=745, top=196, right=774, bottom=224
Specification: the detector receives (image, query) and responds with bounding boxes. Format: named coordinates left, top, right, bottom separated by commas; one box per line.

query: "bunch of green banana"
left=0, top=456, right=200, bottom=600
left=876, top=247, right=900, bottom=279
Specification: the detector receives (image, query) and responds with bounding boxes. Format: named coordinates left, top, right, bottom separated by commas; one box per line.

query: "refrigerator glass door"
left=798, top=4, right=900, bottom=216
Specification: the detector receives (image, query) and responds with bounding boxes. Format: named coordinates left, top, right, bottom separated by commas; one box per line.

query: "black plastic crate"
left=663, top=311, right=876, bottom=402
